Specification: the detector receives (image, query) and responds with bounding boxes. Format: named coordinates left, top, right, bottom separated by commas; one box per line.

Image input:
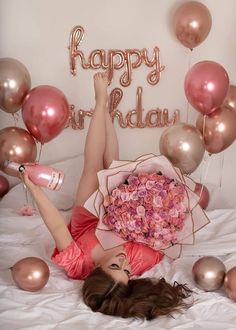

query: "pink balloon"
left=22, top=85, right=70, bottom=144
left=184, top=61, right=229, bottom=115
left=0, top=175, right=10, bottom=198
left=194, top=183, right=210, bottom=209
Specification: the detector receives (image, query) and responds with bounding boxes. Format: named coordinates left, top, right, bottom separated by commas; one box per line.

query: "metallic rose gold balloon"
left=194, top=183, right=210, bottom=209
left=0, top=174, right=9, bottom=197
left=192, top=256, right=226, bottom=291
left=10, top=257, right=50, bottom=292
left=159, top=123, right=205, bottom=174
left=173, top=1, right=212, bottom=49
left=224, top=266, right=236, bottom=302
left=196, top=106, right=236, bottom=154
left=0, top=58, right=31, bottom=113
left=184, top=61, right=229, bottom=115
left=0, top=126, right=37, bottom=176
left=223, top=85, right=236, bottom=111
left=22, top=85, right=70, bottom=144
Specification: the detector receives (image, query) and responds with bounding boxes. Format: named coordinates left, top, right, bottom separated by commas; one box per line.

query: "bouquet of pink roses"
left=84, top=154, right=210, bottom=258
left=103, top=171, right=188, bottom=250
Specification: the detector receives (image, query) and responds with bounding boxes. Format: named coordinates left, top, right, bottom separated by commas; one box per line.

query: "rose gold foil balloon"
left=223, top=85, right=236, bottom=111
left=10, top=257, right=50, bottom=292
left=196, top=106, right=236, bottom=154
left=0, top=58, right=31, bottom=113
left=224, top=267, right=236, bottom=302
left=173, top=1, right=212, bottom=49
left=192, top=256, right=226, bottom=291
left=159, top=123, right=205, bottom=174
left=194, top=183, right=210, bottom=209
left=0, top=174, right=10, bottom=197
left=22, top=85, right=70, bottom=144
left=0, top=126, right=37, bottom=176
left=184, top=61, right=229, bottom=115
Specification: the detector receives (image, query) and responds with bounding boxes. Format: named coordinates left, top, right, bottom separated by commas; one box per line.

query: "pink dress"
left=51, top=206, right=163, bottom=280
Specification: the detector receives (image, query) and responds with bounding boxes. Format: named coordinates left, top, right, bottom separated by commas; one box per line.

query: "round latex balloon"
left=173, top=1, right=212, bottom=49
left=159, top=123, right=205, bottom=174
left=192, top=256, right=226, bottom=291
left=196, top=106, right=236, bottom=154
left=0, top=175, right=10, bottom=198
left=0, top=126, right=37, bottom=176
left=184, top=61, right=229, bottom=115
left=224, top=266, right=236, bottom=302
left=0, top=57, right=31, bottom=113
left=194, top=183, right=210, bottom=209
left=22, top=85, right=70, bottom=144
left=10, top=257, right=50, bottom=292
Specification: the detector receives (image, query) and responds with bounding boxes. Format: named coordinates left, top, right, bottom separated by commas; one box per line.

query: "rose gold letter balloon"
left=173, top=1, right=212, bottom=49
left=224, top=266, right=236, bottom=302
left=10, top=257, right=50, bottom=292
left=22, top=85, right=70, bottom=144
left=194, top=183, right=210, bottom=209
left=184, top=61, right=229, bottom=115
left=159, top=123, right=205, bottom=174
left=0, top=58, right=31, bottom=113
left=0, top=127, right=37, bottom=176
left=192, top=256, right=226, bottom=291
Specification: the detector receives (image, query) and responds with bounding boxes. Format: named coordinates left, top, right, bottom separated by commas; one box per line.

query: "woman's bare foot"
left=94, top=71, right=109, bottom=107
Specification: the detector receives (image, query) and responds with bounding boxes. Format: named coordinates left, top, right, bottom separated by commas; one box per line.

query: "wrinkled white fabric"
left=0, top=208, right=236, bottom=330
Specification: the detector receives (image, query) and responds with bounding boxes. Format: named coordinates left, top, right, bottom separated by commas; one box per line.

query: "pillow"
left=0, top=154, right=84, bottom=211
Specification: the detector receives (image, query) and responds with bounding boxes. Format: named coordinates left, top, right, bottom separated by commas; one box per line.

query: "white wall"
left=0, top=0, right=236, bottom=207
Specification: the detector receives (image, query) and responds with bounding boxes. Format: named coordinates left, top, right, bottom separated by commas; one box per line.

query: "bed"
left=0, top=155, right=236, bottom=330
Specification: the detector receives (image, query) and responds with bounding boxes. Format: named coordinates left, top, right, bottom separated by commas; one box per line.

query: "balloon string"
left=185, top=49, right=192, bottom=124
left=200, top=152, right=212, bottom=185
left=219, top=152, right=225, bottom=187
left=12, top=113, right=19, bottom=126
left=202, top=114, right=207, bottom=140
left=22, top=182, right=29, bottom=204
left=37, top=143, right=43, bottom=162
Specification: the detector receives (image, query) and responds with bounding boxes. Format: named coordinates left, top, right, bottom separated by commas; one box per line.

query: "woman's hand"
left=20, top=172, right=39, bottom=192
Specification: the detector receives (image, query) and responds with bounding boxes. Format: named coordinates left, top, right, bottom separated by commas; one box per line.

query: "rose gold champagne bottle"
left=4, top=160, right=64, bottom=191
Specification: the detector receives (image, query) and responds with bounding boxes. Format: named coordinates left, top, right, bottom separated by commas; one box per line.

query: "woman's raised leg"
left=75, top=72, right=108, bottom=206
left=103, top=110, right=119, bottom=169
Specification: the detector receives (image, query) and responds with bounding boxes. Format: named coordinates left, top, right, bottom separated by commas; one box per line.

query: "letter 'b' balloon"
left=22, top=85, right=70, bottom=144
left=184, top=61, right=229, bottom=115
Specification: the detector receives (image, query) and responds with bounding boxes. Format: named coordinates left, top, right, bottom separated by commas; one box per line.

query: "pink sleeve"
left=51, top=240, right=93, bottom=280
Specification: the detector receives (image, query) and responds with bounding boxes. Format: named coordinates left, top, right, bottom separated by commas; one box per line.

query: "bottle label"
left=47, top=172, right=61, bottom=190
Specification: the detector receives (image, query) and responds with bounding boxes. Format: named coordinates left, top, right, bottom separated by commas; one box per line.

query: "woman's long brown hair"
left=82, top=267, right=192, bottom=320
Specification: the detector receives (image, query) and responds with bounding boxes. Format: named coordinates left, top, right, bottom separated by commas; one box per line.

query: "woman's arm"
left=22, top=173, right=73, bottom=251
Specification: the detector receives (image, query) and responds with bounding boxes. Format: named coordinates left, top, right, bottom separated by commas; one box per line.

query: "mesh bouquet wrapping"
left=84, top=154, right=210, bottom=258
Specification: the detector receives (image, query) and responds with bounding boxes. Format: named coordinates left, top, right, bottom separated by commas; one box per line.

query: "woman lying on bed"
left=22, top=71, right=192, bottom=320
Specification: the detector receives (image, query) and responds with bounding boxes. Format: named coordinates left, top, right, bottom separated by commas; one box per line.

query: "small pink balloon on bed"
left=22, top=85, right=70, bottom=144
left=0, top=175, right=10, bottom=198
left=194, top=183, right=210, bottom=209
left=10, top=257, right=50, bottom=292
left=224, top=266, right=236, bottom=302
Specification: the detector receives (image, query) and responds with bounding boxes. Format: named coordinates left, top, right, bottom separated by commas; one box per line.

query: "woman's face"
left=99, top=252, right=131, bottom=284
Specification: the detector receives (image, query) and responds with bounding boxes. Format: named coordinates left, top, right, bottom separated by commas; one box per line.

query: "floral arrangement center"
left=103, top=171, right=188, bottom=250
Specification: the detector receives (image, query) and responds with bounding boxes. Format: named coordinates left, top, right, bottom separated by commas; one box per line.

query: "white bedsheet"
left=0, top=207, right=236, bottom=330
